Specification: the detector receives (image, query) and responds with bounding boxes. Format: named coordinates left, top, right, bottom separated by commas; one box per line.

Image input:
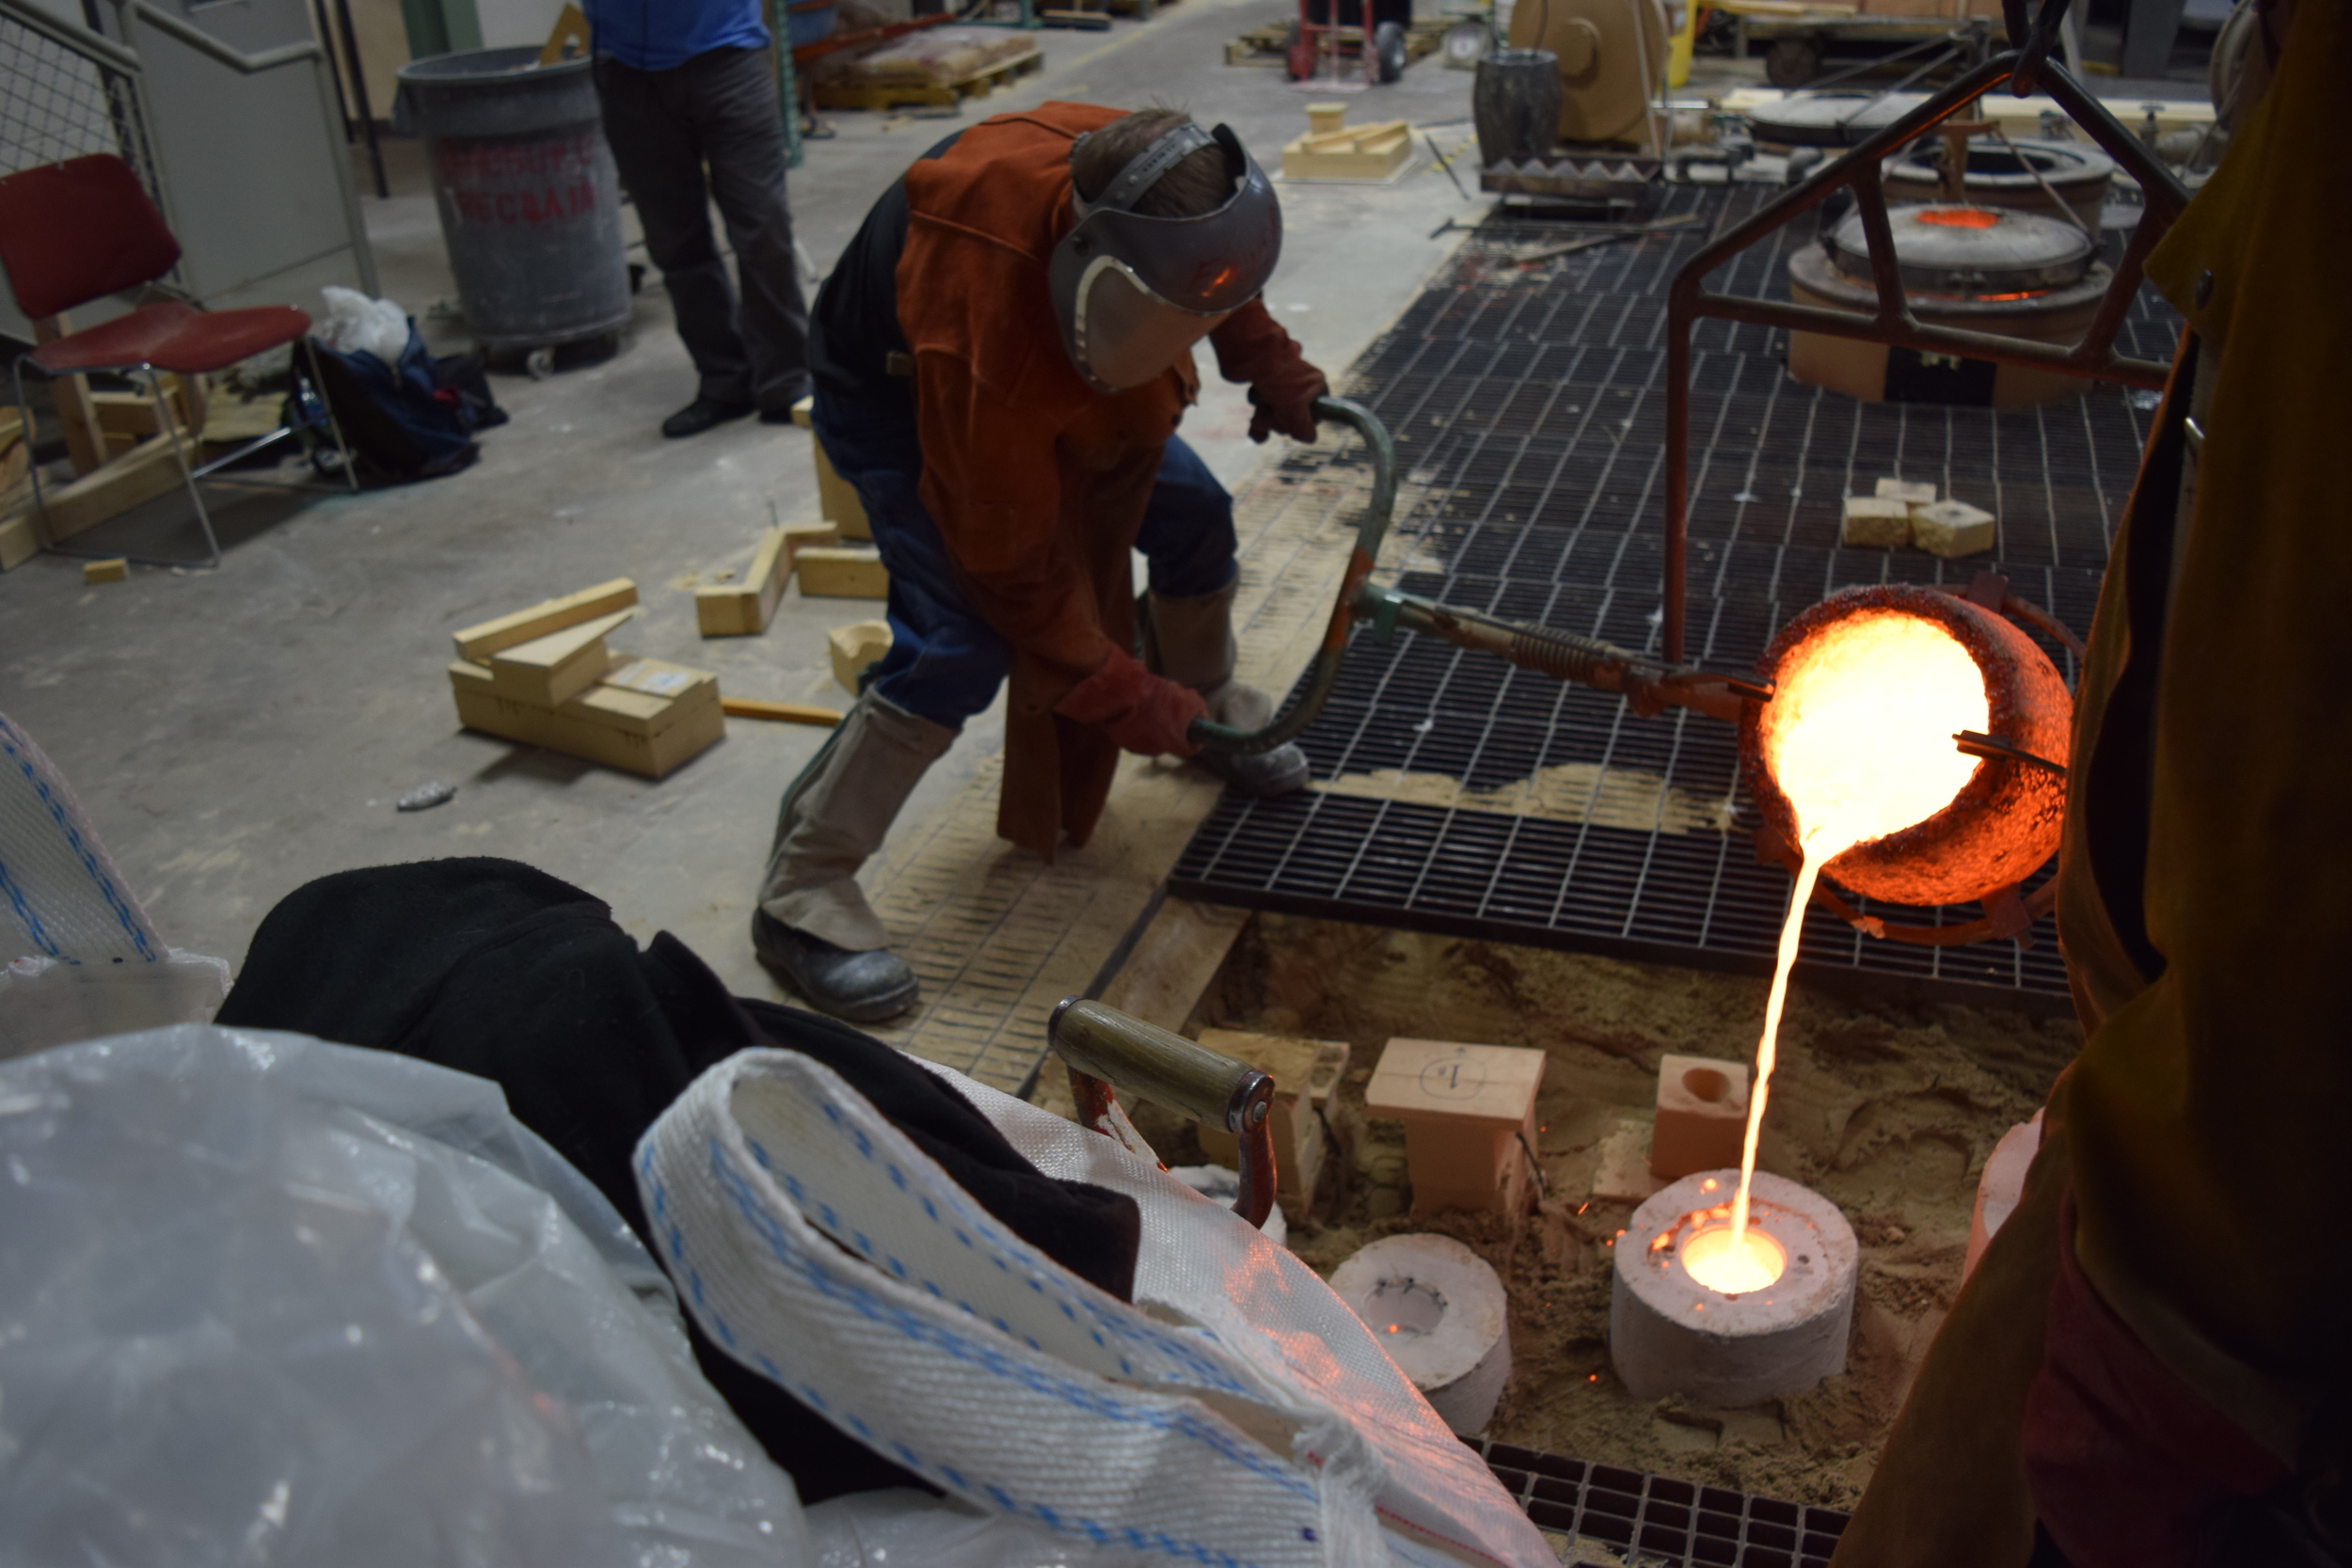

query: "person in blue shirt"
left=586, top=0, right=810, bottom=436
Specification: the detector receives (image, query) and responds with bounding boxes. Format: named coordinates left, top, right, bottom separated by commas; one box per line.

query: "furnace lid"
left=1827, top=203, right=2094, bottom=295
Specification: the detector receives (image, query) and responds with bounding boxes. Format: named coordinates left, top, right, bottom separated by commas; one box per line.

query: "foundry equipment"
left=1661, top=0, right=2189, bottom=657
left=1471, top=0, right=1669, bottom=203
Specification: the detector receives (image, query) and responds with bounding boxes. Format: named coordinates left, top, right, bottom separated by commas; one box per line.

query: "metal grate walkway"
left=1173, top=184, right=2180, bottom=1006
left=1470, top=1434, right=1850, bottom=1567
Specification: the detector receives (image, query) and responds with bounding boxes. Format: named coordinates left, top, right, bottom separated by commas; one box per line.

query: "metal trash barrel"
left=397, top=47, right=630, bottom=356
left=1472, top=48, right=1561, bottom=168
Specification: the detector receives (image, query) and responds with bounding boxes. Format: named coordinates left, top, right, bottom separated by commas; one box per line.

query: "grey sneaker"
left=752, top=910, right=919, bottom=1023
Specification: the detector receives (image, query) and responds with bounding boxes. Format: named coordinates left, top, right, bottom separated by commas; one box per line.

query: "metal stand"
left=1657, top=0, right=2191, bottom=665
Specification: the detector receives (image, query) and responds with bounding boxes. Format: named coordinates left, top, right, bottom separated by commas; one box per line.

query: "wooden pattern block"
left=696, top=521, right=839, bottom=637
left=454, top=578, right=639, bottom=663
left=486, top=607, right=636, bottom=705
left=1365, top=1037, right=1548, bottom=1216
left=1912, top=498, right=1996, bottom=558
left=1282, top=119, right=1412, bottom=182
left=828, top=619, right=892, bottom=693
left=451, top=655, right=722, bottom=778
left=808, top=43, right=1041, bottom=110
left=796, top=546, right=888, bottom=599
left=1194, top=1029, right=1348, bottom=1206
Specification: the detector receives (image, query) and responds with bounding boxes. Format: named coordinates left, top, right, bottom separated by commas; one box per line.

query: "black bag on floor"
left=297, top=324, right=507, bottom=481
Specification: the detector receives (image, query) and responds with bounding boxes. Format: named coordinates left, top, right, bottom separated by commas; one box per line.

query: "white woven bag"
left=635, top=1050, right=1551, bottom=1568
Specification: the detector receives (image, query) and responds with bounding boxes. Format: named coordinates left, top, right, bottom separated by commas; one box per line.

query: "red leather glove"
left=1056, top=650, right=1207, bottom=757
left=1248, top=366, right=1330, bottom=444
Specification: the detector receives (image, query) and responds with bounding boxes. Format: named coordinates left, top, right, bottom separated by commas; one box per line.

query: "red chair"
left=0, top=153, right=355, bottom=568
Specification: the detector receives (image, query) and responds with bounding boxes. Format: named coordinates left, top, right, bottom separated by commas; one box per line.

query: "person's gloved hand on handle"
left=1247, top=365, right=1330, bottom=445
left=1056, top=650, right=1207, bottom=757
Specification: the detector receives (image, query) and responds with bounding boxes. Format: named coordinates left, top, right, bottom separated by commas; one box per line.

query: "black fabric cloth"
left=593, top=46, right=810, bottom=415
left=803, top=130, right=963, bottom=423
left=215, top=856, right=1139, bottom=1502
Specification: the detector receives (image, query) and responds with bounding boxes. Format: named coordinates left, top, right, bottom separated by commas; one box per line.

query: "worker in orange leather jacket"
left=750, top=104, right=1330, bottom=1021
left=1830, top=0, right=2352, bottom=1563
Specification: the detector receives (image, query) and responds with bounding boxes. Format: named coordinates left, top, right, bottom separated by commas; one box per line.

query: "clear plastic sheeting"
left=0, top=1025, right=814, bottom=1568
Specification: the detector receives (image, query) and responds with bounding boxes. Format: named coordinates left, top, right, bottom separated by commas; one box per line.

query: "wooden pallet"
left=809, top=42, right=1042, bottom=110
left=1225, top=15, right=1447, bottom=67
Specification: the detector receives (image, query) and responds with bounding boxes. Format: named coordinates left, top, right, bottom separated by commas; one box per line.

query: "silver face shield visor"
left=1047, top=122, right=1282, bottom=394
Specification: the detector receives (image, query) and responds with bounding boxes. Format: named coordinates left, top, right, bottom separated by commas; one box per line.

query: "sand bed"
left=1120, top=912, right=2076, bottom=1511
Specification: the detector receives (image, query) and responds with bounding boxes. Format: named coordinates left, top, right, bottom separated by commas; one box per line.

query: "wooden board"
left=0, top=511, right=38, bottom=572
left=34, top=434, right=186, bottom=541
left=451, top=656, right=723, bottom=778
left=453, top=578, right=640, bottom=663
left=809, top=42, right=1041, bottom=110
left=486, top=607, right=636, bottom=705
left=796, top=546, right=889, bottom=599
left=696, top=521, right=839, bottom=637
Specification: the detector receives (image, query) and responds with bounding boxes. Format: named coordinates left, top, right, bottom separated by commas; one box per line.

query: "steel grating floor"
left=1469, top=1434, right=1849, bottom=1567
left=1175, top=183, right=2183, bottom=1006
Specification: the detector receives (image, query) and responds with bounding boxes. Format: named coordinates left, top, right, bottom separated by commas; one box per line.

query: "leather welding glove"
left=1248, top=365, right=1330, bottom=444
left=1055, top=648, right=1208, bottom=758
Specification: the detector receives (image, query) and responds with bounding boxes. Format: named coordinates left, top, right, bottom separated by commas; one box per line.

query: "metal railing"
left=0, top=0, right=168, bottom=229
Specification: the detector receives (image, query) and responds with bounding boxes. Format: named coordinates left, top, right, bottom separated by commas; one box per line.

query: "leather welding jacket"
left=811, top=101, right=1322, bottom=860
left=1828, top=2, right=2352, bottom=1563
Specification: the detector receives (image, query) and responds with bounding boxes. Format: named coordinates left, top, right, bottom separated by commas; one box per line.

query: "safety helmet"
left=1046, top=119, right=1282, bottom=394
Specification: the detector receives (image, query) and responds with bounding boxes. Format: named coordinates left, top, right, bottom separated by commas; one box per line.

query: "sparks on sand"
left=1679, top=610, right=1989, bottom=1296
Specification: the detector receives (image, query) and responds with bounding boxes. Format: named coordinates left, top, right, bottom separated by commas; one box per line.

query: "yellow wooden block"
left=82, top=557, right=129, bottom=584
left=696, top=521, right=839, bottom=637
left=813, top=437, right=870, bottom=541
left=35, top=434, right=185, bottom=541
left=1874, top=477, right=1936, bottom=506
left=1193, top=1029, right=1348, bottom=1206
left=486, top=607, right=635, bottom=705
left=797, top=546, right=888, bottom=599
left=828, top=618, right=893, bottom=692
left=450, top=655, right=723, bottom=779
left=1282, top=119, right=1412, bottom=182
left=454, top=578, right=639, bottom=663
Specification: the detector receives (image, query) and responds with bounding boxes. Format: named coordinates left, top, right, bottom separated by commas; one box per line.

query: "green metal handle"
left=1188, top=394, right=1395, bottom=756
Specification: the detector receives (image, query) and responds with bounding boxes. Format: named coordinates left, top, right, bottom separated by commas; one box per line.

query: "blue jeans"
left=812, top=397, right=1237, bottom=729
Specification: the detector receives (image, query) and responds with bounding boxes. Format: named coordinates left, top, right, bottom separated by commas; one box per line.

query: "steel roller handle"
left=1187, top=394, right=1394, bottom=757
left=1184, top=393, right=1771, bottom=755
left=1049, top=997, right=1278, bottom=1229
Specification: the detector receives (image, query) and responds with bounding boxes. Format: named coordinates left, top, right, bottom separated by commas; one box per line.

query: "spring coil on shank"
left=1503, top=623, right=1625, bottom=685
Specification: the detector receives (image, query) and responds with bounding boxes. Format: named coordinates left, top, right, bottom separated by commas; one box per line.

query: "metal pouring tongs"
left=1186, top=395, right=1775, bottom=759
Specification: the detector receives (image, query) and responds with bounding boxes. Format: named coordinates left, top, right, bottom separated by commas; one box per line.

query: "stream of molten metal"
left=1680, top=610, right=1989, bottom=1296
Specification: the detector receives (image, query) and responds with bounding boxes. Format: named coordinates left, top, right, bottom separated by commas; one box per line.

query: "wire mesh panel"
left=1174, top=183, right=2181, bottom=1006
left=1, top=3, right=165, bottom=214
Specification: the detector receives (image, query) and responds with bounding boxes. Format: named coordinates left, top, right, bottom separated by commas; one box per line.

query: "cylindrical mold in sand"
left=1333, top=1233, right=1512, bottom=1434
left=1611, top=1171, right=1859, bottom=1407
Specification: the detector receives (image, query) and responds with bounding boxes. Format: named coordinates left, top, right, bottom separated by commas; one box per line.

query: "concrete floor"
left=0, top=0, right=1486, bottom=996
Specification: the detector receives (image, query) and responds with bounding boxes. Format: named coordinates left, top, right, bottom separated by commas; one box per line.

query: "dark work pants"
left=595, top=46, right=810, bottom=413
left=814, top=391, right=1238, bottom=729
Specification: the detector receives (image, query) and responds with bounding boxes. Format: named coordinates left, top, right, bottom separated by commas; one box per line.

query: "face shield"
left=1047, top=121, right=1282, bottom=394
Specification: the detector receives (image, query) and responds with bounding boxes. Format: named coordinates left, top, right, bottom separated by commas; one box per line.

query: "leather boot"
left=1143, top=578, right=1311, bottom=797
left=752, top=690, right=954, bottom=1022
